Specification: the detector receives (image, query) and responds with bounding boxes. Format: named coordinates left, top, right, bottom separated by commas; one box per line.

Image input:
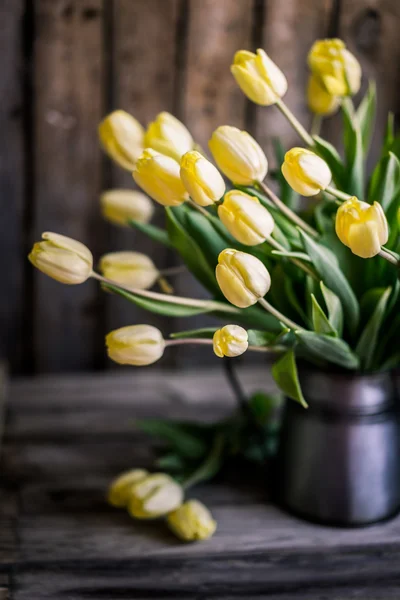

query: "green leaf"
left=137, top=420, right=208, bottom=460
left=295, top=331, right=359, bottom=369
left=368, top=151, right=400, bottom=211
left=342, top=99, right=364, bottom=197
left=183, top=209, right=227, bottom=268
left=312, top=135, right=346, bottom=189
left=170, top=327, right=216, bottom=340
left=128, top=219, right=173, bottom=248
left=311, top=294, right=338, bottom=336
left=383, top=112, right=395, bottom=156
left=166, top=207, right=218, bottom=294
left=356, top=81, right=376, bottom=156
left=271, top=349, right=307, bottom=408
left=299, top=230, right=359, bottom=333
left=247, top=328, right=289, bottom=347
left=355, top=286, right=392, bottom=370
left=249, top=391, right=283, bottom=425
left=320, top=282, right=343, bottom=337
left=156, top=452, right=188, bottom=472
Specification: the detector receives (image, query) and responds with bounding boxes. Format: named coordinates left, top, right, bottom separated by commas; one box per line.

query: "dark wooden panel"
left=0, top=0, right=25, bottom=371
left=104, top=0, right=182, bottom=345
left=256, top=0, right=334, bottom=163
left=32, top=0, right=105, bottom=372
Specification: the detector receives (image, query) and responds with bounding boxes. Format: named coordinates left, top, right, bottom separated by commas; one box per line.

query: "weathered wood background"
left=1, top=0, right=400, bottom=374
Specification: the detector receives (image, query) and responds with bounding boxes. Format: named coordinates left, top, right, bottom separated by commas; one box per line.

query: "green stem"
left=378, top=248, right=399, bottom=266
left=182, top=433, right=225, bottom=490
left=275, top=99, right=315, bottom=147
left=258, top=297, right=304, bottom=331
left=166, top=338, right=285, bottom=354
left=91, top=271, right=239, bottom=314
left=310, top=114, right=322, bottom=137
left=265, top=235, right=318, bottom=281
left=325, top=185, right=351, bottom=202
left=188, top=198, right=212, bottom=219
left=258, top=181, right=319, bottom=239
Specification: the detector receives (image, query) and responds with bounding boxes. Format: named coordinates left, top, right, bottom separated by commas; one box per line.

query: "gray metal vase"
left=276, top=368, right=400, bottom=526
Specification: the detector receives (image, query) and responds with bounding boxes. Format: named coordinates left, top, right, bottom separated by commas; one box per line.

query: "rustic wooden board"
left=0, top=0, right=25, bottom=372
left=3, top=370, right=400, bottom=598
left=32, top=0, right=105, bottom=372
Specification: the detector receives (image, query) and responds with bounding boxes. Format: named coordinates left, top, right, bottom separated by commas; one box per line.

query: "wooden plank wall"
left=1, top=0, right=400, bottom=374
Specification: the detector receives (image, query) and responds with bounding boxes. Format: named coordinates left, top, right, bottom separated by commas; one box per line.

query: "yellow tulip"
left=98, top=110, right=144, bottom=170
left=132, top=148, right=189, bottom=207
left=281, top=147, right=332, bottom=196
left=106, top=324, right=165, bottom=366
left=144, top=112, right=194, bottom=162
left=100, top=189, right=154, bottom=227
left=213, top=325, right=248, bottom=358
left=127, top=473, right=183, bottom=519
left=231, top=49, right=287, bottom=106
left=335, top=197, right=389, bottom=258
left=28, top=232, right=92, bottom=284
left=307, top=75, right=340, bottom=116
left=167, top=500, right=217, bottom=541
left=308, top=39, right=361, bottom=97
left=218, top=190, right=274, bottom=245
left=99, top=251, right=159, bottom=289
left=107, top=469, right=149, bottom=508
left=209, top=126, right=268, bottom=185
left=216, top=248, right=271, bottom=308
left=180, top=151, right=225, bottom=207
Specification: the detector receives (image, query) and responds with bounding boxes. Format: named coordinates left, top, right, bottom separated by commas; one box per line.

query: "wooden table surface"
left=1, top=367, right=400, bottom=599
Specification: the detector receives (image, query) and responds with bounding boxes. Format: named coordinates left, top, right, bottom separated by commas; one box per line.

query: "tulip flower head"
left=209, top=126, right=268, bottom=185
left=133, top=148, right=189, bottom=207
left=127, top=473, right=184, bottom=519
left=308, top=39, right=361, bottom=97
left=28, top=232, right=93, bottom=285
left=144, top=112, right=194, bottom=162
left=218, top=190, right=274, bottom=245
left=307, top=75, right=341, bottom=116
left=180, top=151, right=226, bottom=207
left=335, top=197, right=389, bottom=258
left=282, top=147, right=332, bottom=196
left=100, top=189, right=154, bottom=227
left=98, top=110, right=144, bottom=170
left=167, top=500, right=217, bottom=541
left=231, top=49, right=288, bottom=106
left=106, top=324, right=165, bottom=366
left=99, top=251, right=160, bottom=290
left=216, top=249, right=271, bottom=308
left=107, top=469, right=149, bottom=508
left=213, top=325, right=248, bottom=358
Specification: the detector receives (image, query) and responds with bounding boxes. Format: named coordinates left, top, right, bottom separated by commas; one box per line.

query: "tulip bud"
left=209, top=126, right=268, bottom=185
left=167, top=500, right=217, bottom=541
left=133, top=148, right=189, bottom=207
left=99, top=251, right=159, bottom=290
left=100, top=189, right=154, bottom=227
left=216, top=249, right=271, bottom=308
left=144, top=112, right=194, bottom=162
left=28, top=232, right=93, bottom=285
left=180, top=151, right=225, bottom=207
left=281, top=147, right=332, bottom=196
left=106, top=325, right=165, bottom=366
left=231, top=49, right=287, bottom=106
left=307, top=75, right=341, bottom=116
left=213, top=325, right=248, bottom=358
left=99, top=110, right=144, bottom=170
left=218, top=190, right=274, bottom=245
left=127, top=473, right=184, bottom=519
left=107, top=469, right=148, bottom=508
left=308, top=39, right=361, bottom=97
left=335, top=196, right=389, bottom=258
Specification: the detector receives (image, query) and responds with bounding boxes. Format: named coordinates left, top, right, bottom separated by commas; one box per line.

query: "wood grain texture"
left=104, top=0, right=182, bottom=344
left=256, top=0, right=334, bottom=164
left=0, top=0, right=25, bottom=371
left=32, top=0, right=105, bottom=372
left=3, top=370, right=400, bottom=598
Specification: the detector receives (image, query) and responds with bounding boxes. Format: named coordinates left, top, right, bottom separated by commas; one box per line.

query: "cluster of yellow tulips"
left=29, top=39, right=400, bottom=540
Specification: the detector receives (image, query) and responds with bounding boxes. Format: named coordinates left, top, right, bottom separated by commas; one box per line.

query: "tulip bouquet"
left=29, top=39, right=400, bottom=540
